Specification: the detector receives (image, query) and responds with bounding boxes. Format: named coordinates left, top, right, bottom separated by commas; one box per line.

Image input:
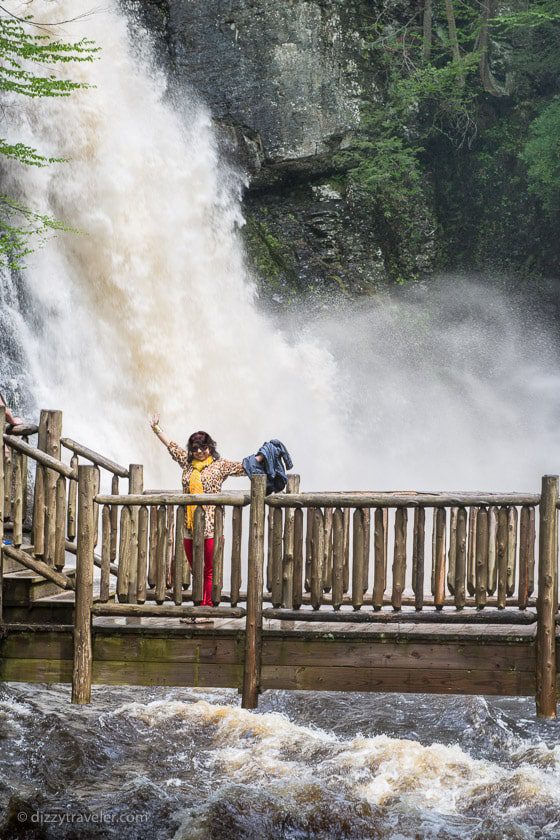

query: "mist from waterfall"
left=2, top=0, right=560, bottom=493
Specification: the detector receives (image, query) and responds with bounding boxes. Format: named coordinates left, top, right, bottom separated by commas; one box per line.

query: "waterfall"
left=2, top=1, right=560, bottom=492
left=0, top=0, right=344, bottom=487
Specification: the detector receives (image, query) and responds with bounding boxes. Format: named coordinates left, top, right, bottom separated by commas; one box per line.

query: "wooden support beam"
left=242, top=475, right=266, bottom=709
left=536, top=475, right=558, bottom=719
left=72, top=465, right=96, bottom=704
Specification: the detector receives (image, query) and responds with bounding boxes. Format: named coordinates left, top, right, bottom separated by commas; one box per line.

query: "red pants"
left=184, top=538, right=214, bottom=606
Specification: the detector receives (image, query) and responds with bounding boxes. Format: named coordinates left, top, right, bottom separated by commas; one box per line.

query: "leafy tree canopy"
left=0, top=12, right=97, bottom=268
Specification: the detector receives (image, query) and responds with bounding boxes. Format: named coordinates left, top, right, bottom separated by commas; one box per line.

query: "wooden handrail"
left=3, top=434, right=76, bottom=479
left=60, top=438, right=129, bottom=478
left=91, top=603, right=245, bottom=618
left=64, top=540, right=118, bottom=578
left=3, top=544, right=75, bottom=590
left=95, top=492, right=250, bottom=506
left=266, top=491, right=541, bottom=508
left=5, top=423, right=39, bottom=436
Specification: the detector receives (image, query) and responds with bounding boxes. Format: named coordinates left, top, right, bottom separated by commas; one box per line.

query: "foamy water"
left=1, top=684, right=559, bottom=839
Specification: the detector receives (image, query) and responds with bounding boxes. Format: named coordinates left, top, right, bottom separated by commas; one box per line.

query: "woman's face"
left=191, top=443, right=210, bottom=461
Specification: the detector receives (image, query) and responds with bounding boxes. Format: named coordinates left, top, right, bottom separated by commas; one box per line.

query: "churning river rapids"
left=1, top=684, right=560, bottom=839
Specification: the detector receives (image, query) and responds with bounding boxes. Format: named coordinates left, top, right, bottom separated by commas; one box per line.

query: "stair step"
left=3, top=568, right=76, bottom=605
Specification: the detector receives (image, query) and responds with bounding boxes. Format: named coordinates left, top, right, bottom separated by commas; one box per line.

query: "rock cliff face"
left=126, top=0, right=434, bottom=301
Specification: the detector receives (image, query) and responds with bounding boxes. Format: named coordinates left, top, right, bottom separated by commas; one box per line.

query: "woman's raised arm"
left=150, top=412, right=172, bottom=448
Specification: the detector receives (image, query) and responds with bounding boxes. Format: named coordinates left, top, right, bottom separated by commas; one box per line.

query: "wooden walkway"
left=0, top=612, right=541, bottom=698
left=1, top=408, right=558, bottom=717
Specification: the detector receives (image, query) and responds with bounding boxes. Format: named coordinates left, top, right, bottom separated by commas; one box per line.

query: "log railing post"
left=282, top=474, right=300, bottom=608
left=242, top=475, right=266, bottom=709
left=72, top=465, right=96, bottom=704
left=536, top=474, right=558, bottom=719
left=0, top=406, right=5, bottom=622
left=128, top=464, right=143, bottom=603
left=42, top=410, right=63, bottom=566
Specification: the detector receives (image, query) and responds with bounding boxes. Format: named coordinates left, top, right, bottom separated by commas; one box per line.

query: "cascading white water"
left=1, top=0, right=345, bottom=487
left=2, top=0, right=560, bottom=492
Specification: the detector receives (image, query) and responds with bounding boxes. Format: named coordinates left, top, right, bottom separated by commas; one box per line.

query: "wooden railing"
left=92, top=491, right=250, bottom=608
left=1, top=407, right=558, bottom=717
left=262, top=492, right=540, bottom=616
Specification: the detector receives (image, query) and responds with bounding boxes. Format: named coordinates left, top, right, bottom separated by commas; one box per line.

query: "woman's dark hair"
left=186, top=430, right=220, bottom=463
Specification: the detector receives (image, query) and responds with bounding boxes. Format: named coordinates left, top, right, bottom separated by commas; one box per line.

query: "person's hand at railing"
left=150, top=412, right=171, bottom=447
left=0, top=393, right=24, bottom=428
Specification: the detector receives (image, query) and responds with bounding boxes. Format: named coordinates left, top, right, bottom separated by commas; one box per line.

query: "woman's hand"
left=150, top=412, right=171, bottom=448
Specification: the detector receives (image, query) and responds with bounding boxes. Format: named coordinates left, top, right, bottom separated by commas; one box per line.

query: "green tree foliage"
left=0, top=13, right=97, bottom=268
left=339, top=0, right=560, bottom=280
left=522, top=98, right=560, bottom=212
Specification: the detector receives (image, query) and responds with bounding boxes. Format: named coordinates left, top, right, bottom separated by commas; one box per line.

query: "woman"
left=150, top=413, right=259, bottom=610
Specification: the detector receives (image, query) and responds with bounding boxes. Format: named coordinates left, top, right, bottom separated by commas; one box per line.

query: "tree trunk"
left=422, top=0, right=432, bottom=62
left=478, top=0, right=504, bottom=96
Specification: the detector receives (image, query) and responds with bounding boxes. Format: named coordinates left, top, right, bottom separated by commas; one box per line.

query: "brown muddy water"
left=0, top=685, right=559, bottom=839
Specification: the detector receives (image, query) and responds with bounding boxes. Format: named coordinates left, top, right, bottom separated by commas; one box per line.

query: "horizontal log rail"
left=95, top=492, right=250, bottom=506
left=91, top=603, right=246, bottom=618
left=3, top=544, right=75, bottom=590
left=3, top=434, right=76, bottom=479
left=266, top=492, right=541, bottom=508
left=5, top=423, right=39, bottom=437
left=64, top=540, right=119, bottom=578
left=60, top=438, right=129, bottom=478
left=262, top=607, right=537, bottom=624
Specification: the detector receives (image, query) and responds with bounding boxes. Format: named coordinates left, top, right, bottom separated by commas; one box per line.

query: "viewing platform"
left=1, top=409, right=558, bottom=718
